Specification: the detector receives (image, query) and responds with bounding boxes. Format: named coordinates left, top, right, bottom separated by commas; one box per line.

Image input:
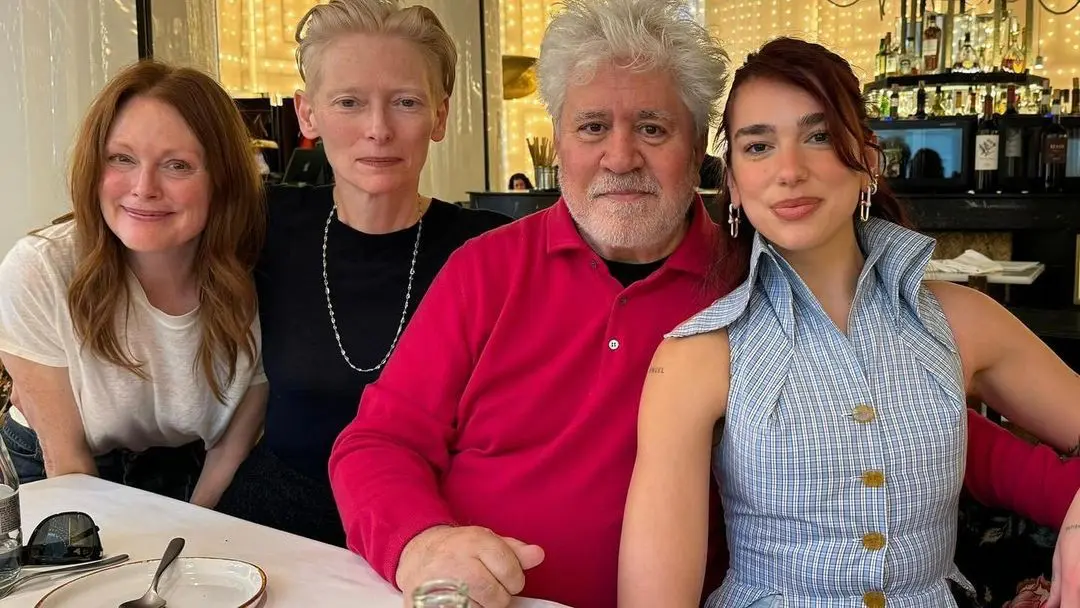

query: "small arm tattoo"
left=1065, top=438, right=1080, bottom=459
left=648, top=366, right=664, bottom=374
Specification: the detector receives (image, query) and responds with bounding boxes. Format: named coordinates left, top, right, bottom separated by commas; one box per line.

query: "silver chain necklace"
left=322, top=201, right=422, bottom=373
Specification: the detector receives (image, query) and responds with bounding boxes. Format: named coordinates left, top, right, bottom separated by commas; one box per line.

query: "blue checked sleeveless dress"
left=667, top=218, right=973, bottom=608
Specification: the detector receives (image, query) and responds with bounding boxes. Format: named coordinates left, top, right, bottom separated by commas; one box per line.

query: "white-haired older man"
left=329, top=1, right=735, bottom=607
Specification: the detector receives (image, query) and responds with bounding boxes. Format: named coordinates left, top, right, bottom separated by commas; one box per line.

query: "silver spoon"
left=117, top=537, right=185, bottom=608
left=0, top=553, right=129, bottom=598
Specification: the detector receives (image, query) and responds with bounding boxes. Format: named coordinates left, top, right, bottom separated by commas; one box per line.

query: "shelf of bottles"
left=866, top=7, right=1051, bottom=118
left=863, top=4, right=1080, bottom=196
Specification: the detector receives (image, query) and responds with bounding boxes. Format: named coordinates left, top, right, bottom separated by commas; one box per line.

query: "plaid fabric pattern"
left=669, top=218, right=971, bottom=608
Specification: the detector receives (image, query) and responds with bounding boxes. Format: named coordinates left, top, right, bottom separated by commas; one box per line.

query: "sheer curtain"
left=151, top=0, right=220, bottom=78
left=0, top=0, right=139, bottom=254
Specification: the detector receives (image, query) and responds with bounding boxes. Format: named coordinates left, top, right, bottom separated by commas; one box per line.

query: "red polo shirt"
left=329, top=197, right=733, bottom=608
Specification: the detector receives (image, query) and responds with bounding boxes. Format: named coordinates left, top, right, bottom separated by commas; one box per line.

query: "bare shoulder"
left=924, top=280, right=1019, bottom=331
left=643, top=329, right=730, bottom=421
left=924, top=280, right=1029, bottom=377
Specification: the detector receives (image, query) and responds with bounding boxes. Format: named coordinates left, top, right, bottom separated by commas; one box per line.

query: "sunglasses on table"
left=20, top=511, right=103, bottom=566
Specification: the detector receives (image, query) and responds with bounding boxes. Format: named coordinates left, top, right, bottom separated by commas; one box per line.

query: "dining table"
left=7, top=474, right=570, bottom=607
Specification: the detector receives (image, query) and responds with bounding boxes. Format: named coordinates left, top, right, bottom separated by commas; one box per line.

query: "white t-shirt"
left=0, top=221, right=266, bottom=455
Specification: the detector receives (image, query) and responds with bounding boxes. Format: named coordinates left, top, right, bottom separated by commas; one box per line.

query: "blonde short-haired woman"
left=214, top=0, right=510, bottom=545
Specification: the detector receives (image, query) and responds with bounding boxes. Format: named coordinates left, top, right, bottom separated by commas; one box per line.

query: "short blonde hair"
left=295, top=0, right=456, bottom=98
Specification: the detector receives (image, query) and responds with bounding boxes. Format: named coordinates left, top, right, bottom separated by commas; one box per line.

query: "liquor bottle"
left=0, top=425, right=21, bottom=589
left=954, top=90, right=965, bottom=116
left=922, top=13, right=942, bottom=73
left=1000, top=29, right=1025, bottom=73
left=1004, top=85, right=1018, bottom=116
left=1040, top=88, right=1052, bottom=116
left=915, top=81, right=928, bottom=119
left=890, top=85, right=900, bottom=119
left=884, top=33, right=898, bottom=76
left=975, top=92, right=999, bottom=193
left=879, top=90, right=891, bottom=119
left=1072, top=77, right=1080, bottom=115
left=1042, top=93, right=1068, bottom=192
left=875, top=38, right=887, bottom=79
left=931, top=85, right=947, bottom=117
left=899, top=37, right=918, bottom=75
left=967, top=87, right=977, bottom=115
left=954, top=33, right=981, bottom=73
left=413, top=580, right=471, bottom=608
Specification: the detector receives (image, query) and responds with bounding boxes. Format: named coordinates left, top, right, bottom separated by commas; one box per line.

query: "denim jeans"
left=0, top=414, right=205, bottom=501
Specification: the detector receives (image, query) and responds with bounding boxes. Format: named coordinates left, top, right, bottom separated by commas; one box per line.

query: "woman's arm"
left=965, top=407, right=1080, bottom=528
left=931, top=282, right=1080, bottom=452
left=189, top=382, right=268, bottom=509
left=618, top=331, right=730, bottom=608
left=0, top=353, right=96, bottom=477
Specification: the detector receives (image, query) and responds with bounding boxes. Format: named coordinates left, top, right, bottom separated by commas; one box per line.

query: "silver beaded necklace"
left=322, top=198, right=423, bottom=373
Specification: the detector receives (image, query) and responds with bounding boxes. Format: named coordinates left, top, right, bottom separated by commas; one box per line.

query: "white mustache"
left=587, top=173, right=660, bottom=199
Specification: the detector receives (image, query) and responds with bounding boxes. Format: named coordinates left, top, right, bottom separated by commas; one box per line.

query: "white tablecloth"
left=8, top=474, right=568, bottom=607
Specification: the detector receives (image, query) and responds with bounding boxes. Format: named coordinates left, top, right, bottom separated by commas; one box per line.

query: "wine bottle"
left=1042, top=93, right=1068, bottom=192
left=975, top=92, right=999, bottom=193
left=1002, top=86, right=1024, bottom=192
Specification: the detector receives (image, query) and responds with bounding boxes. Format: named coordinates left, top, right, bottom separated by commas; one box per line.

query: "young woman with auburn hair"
left=620, top=37, right=1080, bottom=608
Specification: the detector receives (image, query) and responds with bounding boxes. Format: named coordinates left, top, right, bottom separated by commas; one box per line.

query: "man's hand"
left=397, top=525, right=545, bottom=608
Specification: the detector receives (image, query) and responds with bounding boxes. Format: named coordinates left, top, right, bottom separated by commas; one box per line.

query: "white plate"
left=36, top=557, right=266, bottom=608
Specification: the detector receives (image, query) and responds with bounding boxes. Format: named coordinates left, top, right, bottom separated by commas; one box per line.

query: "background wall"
left=0, top=0, right=140, bottom=255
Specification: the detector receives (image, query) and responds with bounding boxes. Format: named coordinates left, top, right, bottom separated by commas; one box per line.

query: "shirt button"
left=862, top=531, right=886, bottom=551
left=861, top=470, right=885, bottom=488
left=590, top=260, right=598, bottom=269
left=618, top=296, right=628, bottom=306
left=863, top=591, right=886, bottom=607
left=608, top=339, right=620, bottom=351
left=853, top=404, right=876, bottom=423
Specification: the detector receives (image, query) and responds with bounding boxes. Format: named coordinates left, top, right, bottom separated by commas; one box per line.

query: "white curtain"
left=0, top=0, right=139, bottom=254
left=151, top=0, right=221, bottom=78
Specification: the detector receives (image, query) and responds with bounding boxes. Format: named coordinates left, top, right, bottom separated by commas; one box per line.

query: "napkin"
left=926, top=249, right=1005, bottom=275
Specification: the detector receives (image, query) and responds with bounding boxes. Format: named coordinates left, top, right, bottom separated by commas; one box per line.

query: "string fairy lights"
left=211, top=0, right=1080, bottom=179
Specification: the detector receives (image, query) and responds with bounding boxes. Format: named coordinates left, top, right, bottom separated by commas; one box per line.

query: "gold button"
left=861, top=470, right=885, bottom=488
left=863, top=591, right=886, bottom=607
left=853, top=404, right=876, bottom=423
left=862, top=532, right=886, bottom=551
